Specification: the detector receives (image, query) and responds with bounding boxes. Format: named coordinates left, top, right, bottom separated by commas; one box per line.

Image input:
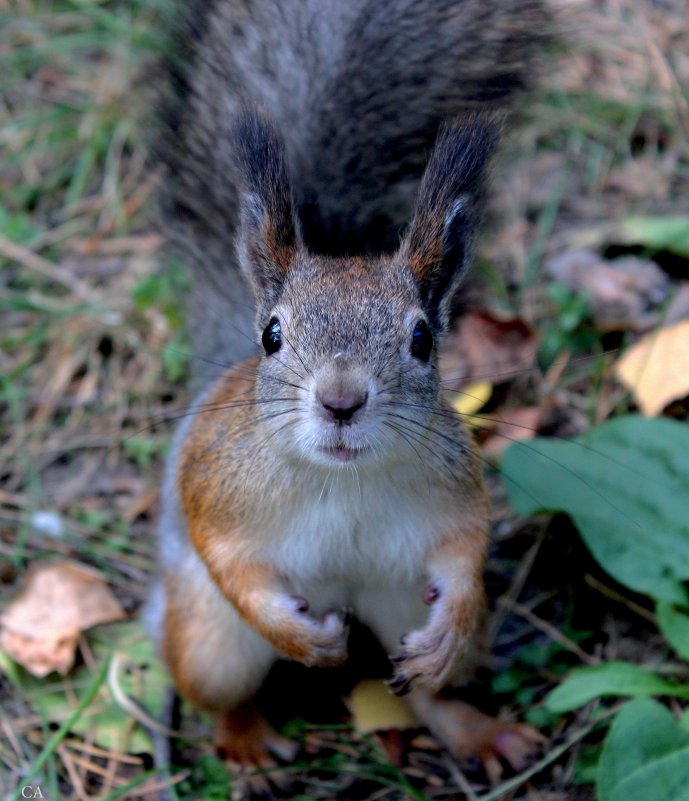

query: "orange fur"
left=176, top=359, right=348, bottom=667
left=388, top=510, right=490, bottom=694
left=214, top=701, right=296, bottom=765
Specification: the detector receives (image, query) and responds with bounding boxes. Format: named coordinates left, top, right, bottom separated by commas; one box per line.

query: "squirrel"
left=147, top=0, right=549, bottom=779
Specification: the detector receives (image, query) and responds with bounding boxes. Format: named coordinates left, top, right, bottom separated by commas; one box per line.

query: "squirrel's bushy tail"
left=158, top=0, right=549, bottom=379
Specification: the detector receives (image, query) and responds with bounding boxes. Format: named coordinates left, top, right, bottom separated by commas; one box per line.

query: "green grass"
left=1, top=4, right=180, bottom=788
left=1, top=1, right=688, bottom=799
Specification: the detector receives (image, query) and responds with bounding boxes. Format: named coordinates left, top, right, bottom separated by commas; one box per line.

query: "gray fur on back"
left=159, top=0, right=548, bottom=381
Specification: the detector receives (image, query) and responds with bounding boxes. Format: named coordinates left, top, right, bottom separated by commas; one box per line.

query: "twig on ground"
left=476, top=708, right=619, bottom=801
left=0, top=234, right=95, bottom=300
left=498, top=597, right=600, bottom=666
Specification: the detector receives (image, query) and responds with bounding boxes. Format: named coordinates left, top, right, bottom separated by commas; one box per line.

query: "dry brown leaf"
left=0, top=560, right=126, bottom=677
left=546, top=249, right=669, bottom=332
left=481, top=406, right=544, bottom=458
left=665, top=283, right=689, bottom=327
left=603, top=154, right=677, bottom=201
left=615, top=321, right=689, bottom=415
left=440, top=310, right=539, bottom=390
left=347, top=679, right=416, bottom=734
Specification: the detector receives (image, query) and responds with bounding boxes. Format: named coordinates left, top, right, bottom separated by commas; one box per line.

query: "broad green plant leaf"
left=546, top=662, right=689, bottom=713
left=657, top=603, right=689, bottom=662
left=597, top=699, right=689, bottom=801
left=502, top=416, right=689, bottom=605
left=620, top=216, right=689, bottom=258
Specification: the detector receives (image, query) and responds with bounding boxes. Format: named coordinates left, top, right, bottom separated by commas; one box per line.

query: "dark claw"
left=388, top=673, right=420, bottom=697
left=390, top=652, right=408, bottom=664
left=293, top=596, right=309, bottom=613
left=400, top=634, right=408, bottom=646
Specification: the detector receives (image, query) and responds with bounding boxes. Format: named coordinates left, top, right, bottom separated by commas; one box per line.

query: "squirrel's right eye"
left=262, top=317, right=282, bottom=355
left=410, top=319, right=433, bottom=362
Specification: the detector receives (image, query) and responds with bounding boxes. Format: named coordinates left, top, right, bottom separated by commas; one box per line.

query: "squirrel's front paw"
left=268, top=597, right=350, bottom=668
left=388, top=624, right=466, bottom=696
left=388, top=583, right=475, bottom=695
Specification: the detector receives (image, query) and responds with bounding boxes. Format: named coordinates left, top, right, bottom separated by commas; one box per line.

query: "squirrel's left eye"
left=410, top=319, right=433, bottom=361
left=262, top=317, right=282, bottom=355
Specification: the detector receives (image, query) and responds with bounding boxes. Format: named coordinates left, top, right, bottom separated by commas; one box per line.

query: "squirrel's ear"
left=234, top=106, right=300, bottom=312
left=400, top=116, right=500, bottom=331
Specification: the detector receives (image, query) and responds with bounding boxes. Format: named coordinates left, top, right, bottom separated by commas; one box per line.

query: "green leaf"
left=123, top=436, right=164, bottom=468
left=658, top=603, right=689, bottom=661
left=85, top=621, right=169, bottom=752
left=502, top=416, right=689, bottom=605
left=598, top=699, right=689, bottom=801
left=162, top=332, right=190, bottom=383
left=611, top=747, right=689, bottom=801
left=620, top=216, right=689, bottom=258
left=546, top=662, right=689, bottom=713
left=573, top=745, right=600, bottom=785
left=0, top=207, right=40, bottom=242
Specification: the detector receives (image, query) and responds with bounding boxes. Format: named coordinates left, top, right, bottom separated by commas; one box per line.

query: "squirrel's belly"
left=260, top=468, right=460, bottom=587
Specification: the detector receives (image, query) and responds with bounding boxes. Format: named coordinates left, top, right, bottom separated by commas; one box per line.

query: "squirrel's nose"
left=317, top=388, right=368, bottom=424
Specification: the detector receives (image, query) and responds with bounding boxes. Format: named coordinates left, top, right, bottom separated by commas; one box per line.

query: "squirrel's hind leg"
left=407, top=691, right=545, bottom=784
left=214, top=700, right=297, bottom=767
left=157, top=552, right=296, bottom=766
left=354, top=583, right=544, bottom=781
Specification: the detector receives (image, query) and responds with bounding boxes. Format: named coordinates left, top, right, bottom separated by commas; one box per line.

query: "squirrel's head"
left=234, top=107, right=498, bottom=470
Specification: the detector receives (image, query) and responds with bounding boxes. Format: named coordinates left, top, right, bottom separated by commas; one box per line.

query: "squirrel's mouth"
left=320, top=440, right=369, bottom=463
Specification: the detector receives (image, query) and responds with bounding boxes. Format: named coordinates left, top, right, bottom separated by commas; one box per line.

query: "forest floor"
left=1, top=1, right=688, bottom=799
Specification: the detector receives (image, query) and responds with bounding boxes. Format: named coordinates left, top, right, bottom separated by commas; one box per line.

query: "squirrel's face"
left=253, top=255, right=441, bottom=468
left=234, top=107, right=498, bottom=469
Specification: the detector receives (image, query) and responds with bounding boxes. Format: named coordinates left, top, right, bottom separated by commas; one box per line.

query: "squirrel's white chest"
left=261, top=466, right=456, bottom=586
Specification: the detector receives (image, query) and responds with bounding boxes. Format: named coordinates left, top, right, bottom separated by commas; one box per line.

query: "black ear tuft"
left=401, top=114, right=501, bottom=330
left=234, top=105, right=300, bottom=313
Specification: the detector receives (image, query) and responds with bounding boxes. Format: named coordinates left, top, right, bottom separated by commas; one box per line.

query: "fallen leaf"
left=121, top=487, right=158, bottom=524
left=440, top=310, right=539, bottom=389
left=603, top=155, right=677, bottom=202
left=409, top=733, right=443, bottom=750
left=665, top=284, right=689, bottom=327
left=546, top=249, right=669, bottom=332
left=481, top=406, right=544, bottom=458
left=347, top=679, right=416, bottom=734
left=615, top=321, right=689, bottom=416
left=0, top=561, right=126, bottom=677
left=378, top=729, right=406, bottom=767
left=619, top=216, right=689, bottom=259
left=449, top=381, right=492, bottom=417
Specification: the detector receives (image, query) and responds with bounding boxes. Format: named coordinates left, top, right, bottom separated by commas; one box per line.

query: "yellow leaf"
left=450, top=381, right=492, bottom=417
left=347, top=679, right=417, bottom=734
left=615, top=321, right=689, bottom=416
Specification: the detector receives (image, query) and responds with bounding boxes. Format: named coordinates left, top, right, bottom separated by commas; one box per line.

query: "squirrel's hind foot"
left=214, top=701, right=298, bottom=769
left=407, top=692, right=546, bottom=784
